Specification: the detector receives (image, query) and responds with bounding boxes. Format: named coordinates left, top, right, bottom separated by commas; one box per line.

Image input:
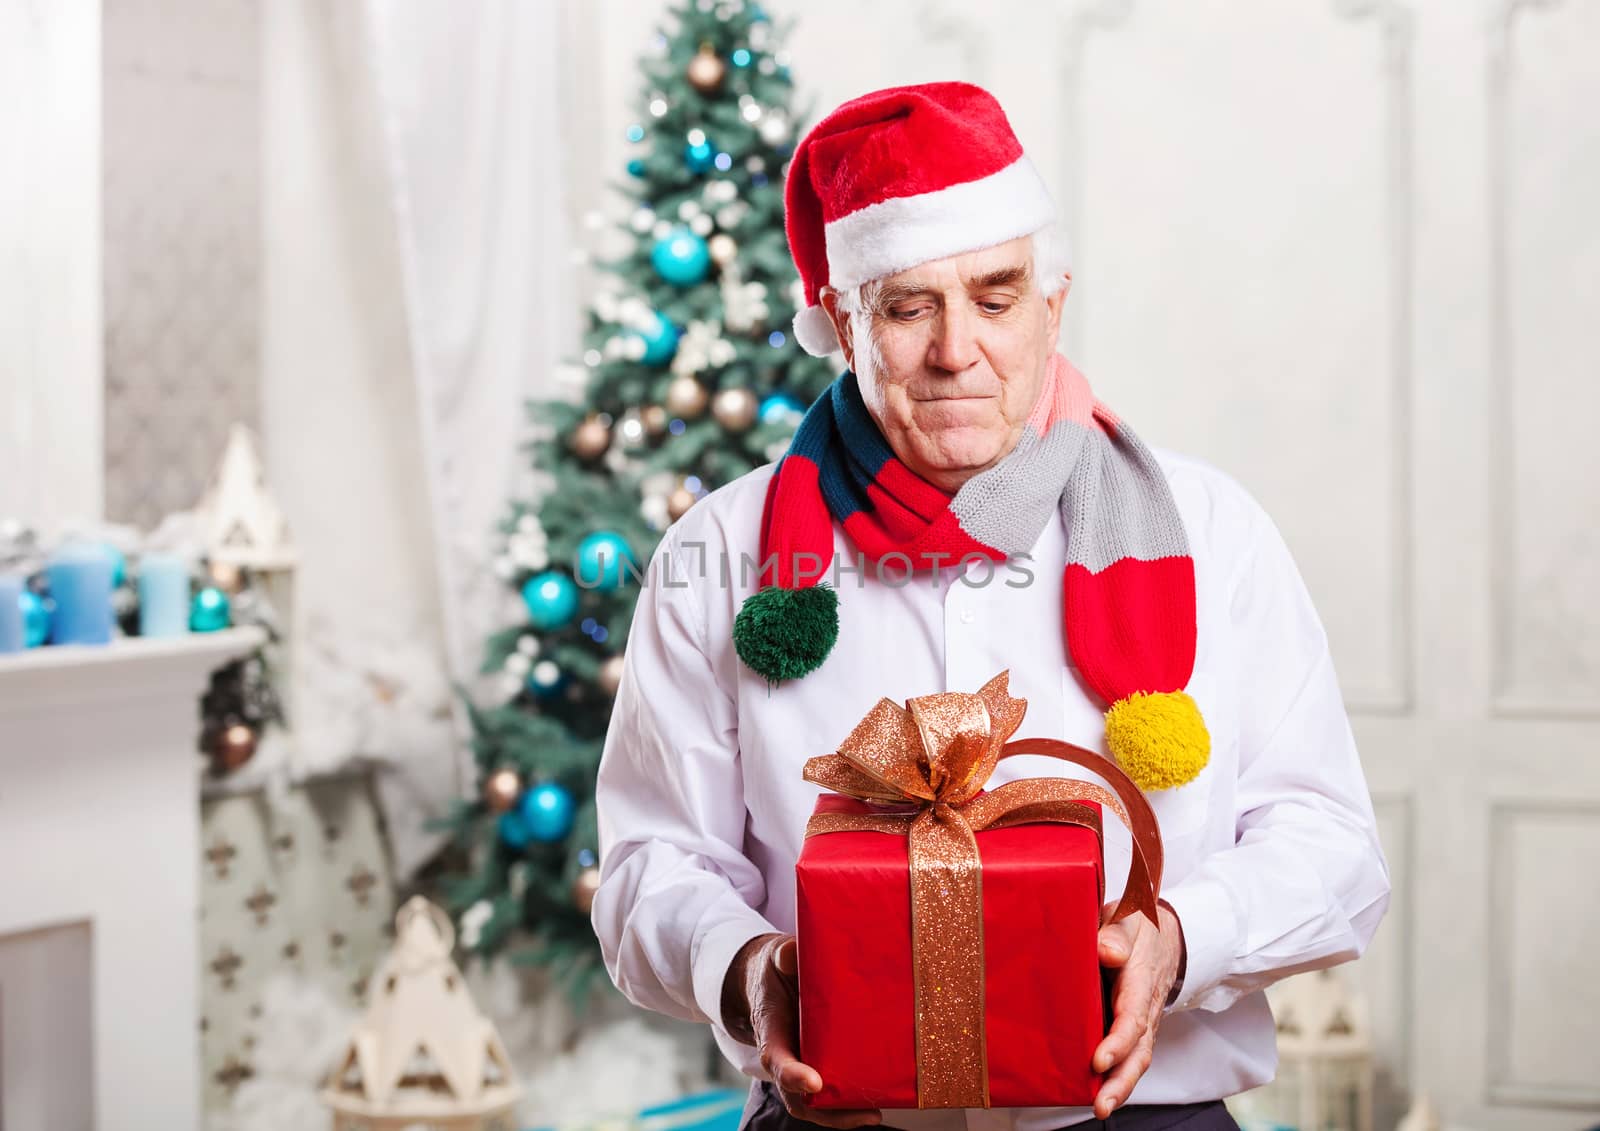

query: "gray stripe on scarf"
left=952, top=417, right=1189, bottom=573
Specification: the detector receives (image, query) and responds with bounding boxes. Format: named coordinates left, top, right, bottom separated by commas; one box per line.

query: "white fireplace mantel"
left=0, top=627, right=266, bottom=1131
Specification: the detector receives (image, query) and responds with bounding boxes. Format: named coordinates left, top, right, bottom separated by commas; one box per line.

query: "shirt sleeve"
left=1161, top=489, right=1393, bottom=1013
left=590, top=523, right=781, bottom=1056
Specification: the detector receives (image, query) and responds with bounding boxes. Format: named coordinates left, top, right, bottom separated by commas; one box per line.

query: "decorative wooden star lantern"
left=321, top=897, right=521, bottom=1130
left=194, top=422, right=301, bottom=736
left=1267, top=968, right=1376, bottom=1131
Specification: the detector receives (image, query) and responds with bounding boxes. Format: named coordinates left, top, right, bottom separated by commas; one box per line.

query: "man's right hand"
left=722, top=932, right=884, bottom=1129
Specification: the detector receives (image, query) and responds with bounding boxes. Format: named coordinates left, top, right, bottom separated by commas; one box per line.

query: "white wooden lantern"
left=322, top=897, right=522, bottom=1131
left=195, top=423, right=302, bottom=729
left=1267, top=968, right=1376, bottom=1131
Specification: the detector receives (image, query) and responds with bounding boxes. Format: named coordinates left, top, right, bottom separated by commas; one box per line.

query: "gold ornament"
left=484, top=768, right=522, bottom=814
left=209, top=560, right=244, bottom=594
left=665, top=375, right=709, bottom=419
left=708, top=234, right=738, bottom=265
left=572, top=866, right=602, bottom=913
left=686, top=44, right=727, bottom=94
left=598, top=654, right=626, bottom=696
left=570, top=415, right=612, bottom=461
left=667, top=487, right=698, bottom=521
left=214, top=723, right=257, bottom=772
left=642, top=404, right=669, bottom=438
left=712, top=386, right=759, bottom=432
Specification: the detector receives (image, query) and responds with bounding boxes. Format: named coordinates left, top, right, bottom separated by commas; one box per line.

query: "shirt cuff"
left=1160, top=870, right=1238, bottom=1012
left=689, top=904, right=784, bottom=1038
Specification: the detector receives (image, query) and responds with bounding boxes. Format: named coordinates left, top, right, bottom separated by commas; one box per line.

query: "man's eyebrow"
left=871, top=264, right=1032, bottom=311
left=964, top=264, right=1032, bottom=290
left=873, top=279, right=936, bottom=309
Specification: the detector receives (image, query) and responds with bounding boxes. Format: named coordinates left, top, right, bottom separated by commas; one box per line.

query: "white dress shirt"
left=591, top=447, right=1391, bottom=1131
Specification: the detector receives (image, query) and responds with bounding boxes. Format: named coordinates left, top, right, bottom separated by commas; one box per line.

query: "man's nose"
left=927, top=302, right=982, bottom=373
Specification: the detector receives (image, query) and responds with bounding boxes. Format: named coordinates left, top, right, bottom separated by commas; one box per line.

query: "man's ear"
left=1044, top=271, right=1071, bottom=345
left=818, top=286, right=855, bottom=371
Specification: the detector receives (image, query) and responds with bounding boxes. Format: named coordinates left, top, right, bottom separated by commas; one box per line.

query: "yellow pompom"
left=1103, top=690, right=1211, bottom=791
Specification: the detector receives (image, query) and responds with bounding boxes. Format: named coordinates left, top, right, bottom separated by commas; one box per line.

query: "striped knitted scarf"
left=734, top=351, right=1210, bottom=792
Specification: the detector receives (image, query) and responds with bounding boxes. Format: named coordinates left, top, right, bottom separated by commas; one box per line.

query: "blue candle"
left=137, top=552, right=191, bottom=638
left=45, top=543, right=115, bottom=646
left=0, top=574, right=22, bottom=653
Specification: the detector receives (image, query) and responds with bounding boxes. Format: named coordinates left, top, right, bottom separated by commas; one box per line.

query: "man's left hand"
left=1091, top=899, right=1185, bottom=1119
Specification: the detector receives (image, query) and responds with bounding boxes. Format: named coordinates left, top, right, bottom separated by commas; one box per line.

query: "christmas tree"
left=434, top=0, right=835, bottom=1008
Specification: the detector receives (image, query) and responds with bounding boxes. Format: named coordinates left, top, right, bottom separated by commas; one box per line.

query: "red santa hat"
left=784, top=81, right=1064, bottom=357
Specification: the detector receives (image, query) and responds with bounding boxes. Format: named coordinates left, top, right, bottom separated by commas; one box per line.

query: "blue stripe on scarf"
left=779, top=371, right=906, bottom=525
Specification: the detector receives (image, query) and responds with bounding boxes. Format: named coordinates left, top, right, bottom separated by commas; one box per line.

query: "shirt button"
left=960, top=609, right=976, bottom=624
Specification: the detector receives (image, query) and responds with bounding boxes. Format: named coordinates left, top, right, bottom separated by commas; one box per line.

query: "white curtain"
left=260, top=0, right=574, bottom=876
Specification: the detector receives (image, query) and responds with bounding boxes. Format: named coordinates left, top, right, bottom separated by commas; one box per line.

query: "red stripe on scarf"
left=760, top=456, right=836, bottom=588
left=1063, top=556, right=1197, bottom=704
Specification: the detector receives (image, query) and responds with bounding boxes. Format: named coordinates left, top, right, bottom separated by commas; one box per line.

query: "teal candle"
left=0, top=574, right=22, bottom=653
left=45, top=543, right=115, bottom=645
left=137, top=552, right=191, bottom=638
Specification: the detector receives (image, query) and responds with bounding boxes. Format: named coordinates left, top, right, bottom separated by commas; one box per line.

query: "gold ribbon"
left=801, top=670, right=1165, bottom=1109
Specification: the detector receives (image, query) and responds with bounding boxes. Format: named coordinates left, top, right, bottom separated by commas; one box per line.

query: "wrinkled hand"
left=1091, top=900, right=1185, bottom=1119
left=723, top=933, right=884, bottom=1129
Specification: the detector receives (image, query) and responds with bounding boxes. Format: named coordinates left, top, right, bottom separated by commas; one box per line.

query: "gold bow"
left=802, top=670, right=1164, bottom=1109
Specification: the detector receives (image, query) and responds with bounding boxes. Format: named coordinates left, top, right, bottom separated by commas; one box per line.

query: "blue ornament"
left=651, top=226, right=710, bottom=287
left=685, top=138, right=716, bottom=174
left=498, top=809, right=533, bottom=849
left=759, top=392, right=807, bottom=427
left=627, top=158, right=646, bottom=177
left=518, top=782, right=576, bottom=843
left=635, top=310, right=679, bottom=366
left=575, top=531, right=637, bottom=592
left=521, top=571, right=579, bottom=630
left=20, top=589, right=50, bottom=648
left=731, top=48, right=752, bottom=67
left=190, top=586, right=231, bottom=632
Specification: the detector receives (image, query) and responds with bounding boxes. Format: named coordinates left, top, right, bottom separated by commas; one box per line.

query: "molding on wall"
left=1485, top=0, right=1598, bottom=720
left=1485, top=798, right=1600, bottom=1107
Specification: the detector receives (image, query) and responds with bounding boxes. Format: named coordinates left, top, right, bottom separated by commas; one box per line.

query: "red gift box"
left=789, top=671, right=1164, bottom=1112
left=796, top=791, right=1109, bottom=1110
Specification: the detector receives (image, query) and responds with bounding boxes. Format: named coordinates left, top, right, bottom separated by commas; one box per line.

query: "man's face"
left=820, top=235, right=1069, bottom=493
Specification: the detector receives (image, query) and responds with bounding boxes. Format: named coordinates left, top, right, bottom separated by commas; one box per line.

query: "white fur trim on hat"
left=792, top=303, right=840, bottom=357
left=823, top=156, right=1056, bottom=291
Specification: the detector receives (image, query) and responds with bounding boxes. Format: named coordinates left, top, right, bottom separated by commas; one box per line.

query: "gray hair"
left=831, top=223, right=1070, bottom=383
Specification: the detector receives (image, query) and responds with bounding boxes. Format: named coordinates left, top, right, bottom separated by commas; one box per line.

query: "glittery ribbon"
left=801, top=670, right=1165, bottom=1110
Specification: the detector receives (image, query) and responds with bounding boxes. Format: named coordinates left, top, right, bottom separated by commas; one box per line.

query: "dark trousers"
left=748, top=1082, right=1240, bottom=1131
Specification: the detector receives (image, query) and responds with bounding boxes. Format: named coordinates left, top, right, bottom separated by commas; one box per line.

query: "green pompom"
left=733, top=584, right=839, bottom=683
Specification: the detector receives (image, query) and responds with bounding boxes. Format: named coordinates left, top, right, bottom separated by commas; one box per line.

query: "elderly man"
left=591, top=82, right=1389, bottom=1131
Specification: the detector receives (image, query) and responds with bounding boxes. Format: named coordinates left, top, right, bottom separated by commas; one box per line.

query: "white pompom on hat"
left=783, top=81, right=1066, bottom=357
